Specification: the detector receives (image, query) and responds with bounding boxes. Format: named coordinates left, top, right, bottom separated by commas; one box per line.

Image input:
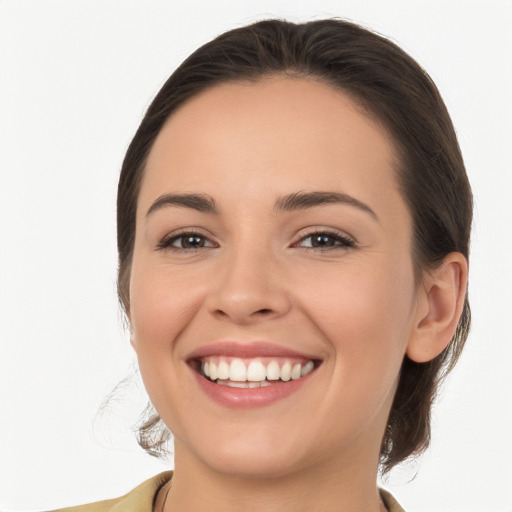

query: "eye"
left=295, top=231, right=355, bottom=251
left=157, top=231, right=217, bottom=251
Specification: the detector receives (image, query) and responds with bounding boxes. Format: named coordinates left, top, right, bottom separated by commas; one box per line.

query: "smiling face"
left=129, top=77, right=424, bottom=479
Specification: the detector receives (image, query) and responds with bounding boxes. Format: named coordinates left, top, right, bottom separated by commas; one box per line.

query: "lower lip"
left=191, top=369, right=315, bottom=409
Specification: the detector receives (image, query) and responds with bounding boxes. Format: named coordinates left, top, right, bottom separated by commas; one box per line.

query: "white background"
left=1, top=1, right=511, bottom=511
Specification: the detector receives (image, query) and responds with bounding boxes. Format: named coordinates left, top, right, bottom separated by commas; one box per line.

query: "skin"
left=128, top=77, right=467, bottom=512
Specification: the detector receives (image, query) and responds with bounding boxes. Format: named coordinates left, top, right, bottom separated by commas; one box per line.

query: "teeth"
left=221, top=380, right=249, bottom=388
left=291, top=363, right=301, bottom=380
left=266, top=360, right=281, bottom=380
left=201, top=357, right=317, bottom=384
left=301, top=360, right=315, bottom=377
left=218, top=360, right=229, bottom=380
left=280, top=361, right=291, bottom=381
left=230, top=359, right=247, bottom=381
left=209, top=361, right=218, bottom=380
left=247, top=361, right=266, bottom=381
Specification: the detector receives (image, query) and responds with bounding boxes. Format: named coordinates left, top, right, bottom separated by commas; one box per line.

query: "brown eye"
left=310, top=234, right=337, bottom=248
left=157, top=232, right=216, bottom=251
left=177, top=235, right=207, bottom=249
left=297, top=232, right=355, bottom=250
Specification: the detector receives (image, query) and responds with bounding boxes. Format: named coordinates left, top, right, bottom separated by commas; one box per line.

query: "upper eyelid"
left=155, top=226, right=357, bottom=248
left=160, top=227, right=215, bottom=240
left=157, top=229, right=218, bottom=250
left=293, top=227, right=357, bottom=244
left=294, top=234, right=355, bottom=248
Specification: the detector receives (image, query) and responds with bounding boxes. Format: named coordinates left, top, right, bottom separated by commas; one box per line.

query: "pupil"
left=313, top=235, right=334, bottom=247
left=183, top=236, right=204, bottom=248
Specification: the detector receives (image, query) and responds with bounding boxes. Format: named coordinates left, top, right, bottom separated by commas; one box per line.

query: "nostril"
left=255, top=308, right=272, bottom=315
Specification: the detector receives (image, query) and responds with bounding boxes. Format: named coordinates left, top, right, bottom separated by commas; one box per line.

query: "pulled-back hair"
left=117, top=18, right=472, bottom=473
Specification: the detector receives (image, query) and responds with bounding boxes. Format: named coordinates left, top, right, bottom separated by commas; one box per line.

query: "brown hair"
left=117, top=18, right=472, bottom=473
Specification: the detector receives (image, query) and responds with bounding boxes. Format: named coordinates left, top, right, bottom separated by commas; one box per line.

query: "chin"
left=175, top=423, right=312, bottom=480
left=203, top=449, right=306, bottom=480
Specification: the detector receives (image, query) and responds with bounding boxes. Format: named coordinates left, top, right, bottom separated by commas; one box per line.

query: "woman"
left=56, top=18, right=471, bottom=512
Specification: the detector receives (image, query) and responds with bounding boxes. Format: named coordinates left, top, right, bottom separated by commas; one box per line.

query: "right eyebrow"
left=274, top=190, right=379, bottom=221
left=145, top=193, right=219, bottom=217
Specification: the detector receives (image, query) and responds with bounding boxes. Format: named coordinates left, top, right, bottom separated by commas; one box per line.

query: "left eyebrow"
left=145, top=193, right=219, bottom=218
left=274, top=191, right=379, bottom=221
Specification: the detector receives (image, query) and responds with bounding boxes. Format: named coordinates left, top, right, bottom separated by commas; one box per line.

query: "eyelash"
left=157, top=229, right=356, bottom=253
left=294, top=230, right=356, bottom=251
left=156, top=230, right=217, bottom=252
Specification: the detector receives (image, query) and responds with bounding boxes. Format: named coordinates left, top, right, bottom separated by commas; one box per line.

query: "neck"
left=164, top=443, right=386, bottom=512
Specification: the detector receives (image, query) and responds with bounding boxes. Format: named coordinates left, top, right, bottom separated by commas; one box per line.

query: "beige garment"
left=51, top=472, right=172, bottom=512
left=51, top=471, right=405, bottom=512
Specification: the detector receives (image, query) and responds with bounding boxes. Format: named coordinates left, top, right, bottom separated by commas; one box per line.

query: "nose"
left=206, top=247, right=291, bottom=325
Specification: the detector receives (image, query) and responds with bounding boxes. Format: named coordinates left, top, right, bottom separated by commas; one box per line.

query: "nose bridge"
left=207, top=238, right=290, bottom=323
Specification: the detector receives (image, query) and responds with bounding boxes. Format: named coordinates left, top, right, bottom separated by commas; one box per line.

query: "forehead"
left=139, top=76, right=403, bottom=219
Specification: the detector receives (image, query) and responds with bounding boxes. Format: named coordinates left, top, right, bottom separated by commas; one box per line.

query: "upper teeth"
left=202, top=357, right=315, bottom=382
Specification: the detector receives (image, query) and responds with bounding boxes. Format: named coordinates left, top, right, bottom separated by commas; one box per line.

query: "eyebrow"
left=274, top=191, right=378, bottom=221
left=145, top=190, right=378, bottom=221
left=146, top=193, right=219, bottom=217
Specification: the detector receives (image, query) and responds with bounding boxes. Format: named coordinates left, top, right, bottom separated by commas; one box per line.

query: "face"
left=129, top=77, right=423, bottom=479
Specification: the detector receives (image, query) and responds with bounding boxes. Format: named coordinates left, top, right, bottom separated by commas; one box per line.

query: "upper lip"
left=186, top=341, right=320, bottom=361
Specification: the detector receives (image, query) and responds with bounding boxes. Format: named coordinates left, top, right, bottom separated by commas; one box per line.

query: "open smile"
left=187, top=342, right=322, bottom=407
left=197, top=356, right=316, bottom=388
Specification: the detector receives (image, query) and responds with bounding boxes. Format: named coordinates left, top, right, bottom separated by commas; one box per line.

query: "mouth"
left=190, top=356, right=319, bottom=388
left=186, top=342, right=322, bottom=406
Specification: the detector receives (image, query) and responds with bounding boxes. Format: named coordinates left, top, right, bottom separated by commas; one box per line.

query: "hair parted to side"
left=117, top=18, right=472, bottom=473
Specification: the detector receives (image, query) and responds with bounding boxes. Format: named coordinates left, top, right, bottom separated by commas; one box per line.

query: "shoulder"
left=48, top=471, right=173, bottom=512
left=46, top=473, right=402, bottom=512
left=380, top=487, right=406, bottom=512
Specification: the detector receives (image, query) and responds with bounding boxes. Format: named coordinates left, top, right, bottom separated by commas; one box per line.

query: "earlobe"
left=128, top=312, right=137, bottom=350
left=407, top=252, right=468, bottom=363
left=129, top=328, right=137, bottom=350
left=125, top=294, right=136, bottom=350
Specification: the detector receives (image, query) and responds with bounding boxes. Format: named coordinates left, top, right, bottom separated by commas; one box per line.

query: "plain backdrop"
left=1, top=1, right=511, bottom=511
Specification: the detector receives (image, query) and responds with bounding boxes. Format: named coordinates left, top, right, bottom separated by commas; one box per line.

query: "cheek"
left=296, top=255, right=416, bottom=369
left=128, top=262, right=204, bottom=432
left=295, top=258, right=416, bottom=437
left=129, top=262, right=202, bottom=351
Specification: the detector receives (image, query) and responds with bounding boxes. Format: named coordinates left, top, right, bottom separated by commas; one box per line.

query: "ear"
left=126, top=308, right=137, bottom=351
left=407, top=252, right=468, bottom=363
left=129, top=325, right=137, bottom=350
left=124, top=285, right=136, bottom=350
